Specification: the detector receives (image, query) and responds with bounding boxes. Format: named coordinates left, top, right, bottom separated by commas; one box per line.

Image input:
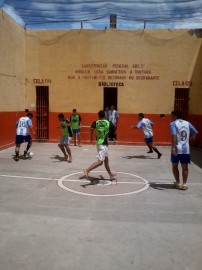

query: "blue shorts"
left=72, top=129, right=80, bottom=135
left=144, top=137, right=153, bottom=144
left=16, top=135, right=32, bottom=145
left=171, top=154, right=190, bottom=164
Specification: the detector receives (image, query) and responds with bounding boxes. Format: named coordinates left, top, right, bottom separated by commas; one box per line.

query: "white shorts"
left=59, top=136, right=70, bottom=145
left=96, top=145, right=108, bottom=161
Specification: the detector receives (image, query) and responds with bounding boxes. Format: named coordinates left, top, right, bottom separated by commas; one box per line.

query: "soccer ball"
left=28, top=152, right=34, bottom=158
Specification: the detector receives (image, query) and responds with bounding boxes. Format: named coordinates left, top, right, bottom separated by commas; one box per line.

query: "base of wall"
left=0, top=142, right=15, bottom=151
left=0, top=111, right=201, bottom=150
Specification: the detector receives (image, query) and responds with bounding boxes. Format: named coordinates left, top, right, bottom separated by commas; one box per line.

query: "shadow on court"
left=50, top=155, right=67, bottom=162
left=11, top=154, right=32, bottom=161
left=123, top=155, right=154, bottom=159
left=79, top=174, right=116, bottom=188
left=149, top=182, right=175, bottom=190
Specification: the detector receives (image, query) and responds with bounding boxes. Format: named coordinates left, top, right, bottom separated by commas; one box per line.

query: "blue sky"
left=0, top=0, right=202, bottom=30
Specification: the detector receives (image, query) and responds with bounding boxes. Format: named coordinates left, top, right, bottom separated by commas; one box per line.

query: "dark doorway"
left=103, top=87, right=118, bottom=110
left=36, top=86, right=49, bottom=140
left=174, top=88, right=189, bottom=120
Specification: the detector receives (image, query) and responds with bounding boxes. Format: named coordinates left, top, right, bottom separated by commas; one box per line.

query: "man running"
left=15, top=112, right=35, bottom=161
left=131, top=113, right=162, bottom=158
left=83, top=110, right=116, bottom=181
left=58, top=113, right=72, bottom=162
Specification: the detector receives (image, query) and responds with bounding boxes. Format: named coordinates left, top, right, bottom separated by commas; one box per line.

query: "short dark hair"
left=58, top=113, right=64, bottom=118
left=27, top=112, right=33, bottom=118
left=72, top=109, right=76, bottom=112
left=98, top=110, right=105, bottom=118
left=138, top=113, right=144, bottom=118
left=171, top=109, right=182, bottom=118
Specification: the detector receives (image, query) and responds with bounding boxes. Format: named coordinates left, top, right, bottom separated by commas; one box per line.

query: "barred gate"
left=36, top=86, right=49, bottom=140
left=174, top=88, right=189, bottom=120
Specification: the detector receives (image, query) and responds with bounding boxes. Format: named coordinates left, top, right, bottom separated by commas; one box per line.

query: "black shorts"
left=15, top=135, right=32, bottom=145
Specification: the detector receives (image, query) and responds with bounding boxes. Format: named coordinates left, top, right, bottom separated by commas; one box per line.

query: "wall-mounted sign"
left=67, top=63, right=160, bottom=82
left=33, top=78, right=51, bottom=84
left=173, top=81, right=192, bottom=86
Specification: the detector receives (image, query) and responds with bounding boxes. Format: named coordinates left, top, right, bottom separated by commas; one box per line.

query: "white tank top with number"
left=16, top=117, right=32, bottom=136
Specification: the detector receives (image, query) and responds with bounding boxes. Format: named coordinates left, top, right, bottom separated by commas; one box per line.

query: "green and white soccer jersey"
left=70, top=114, right=80, bottom=130
left=61, top=119, right=70, bottom=136
left=95, top=120, right=110, bottom=145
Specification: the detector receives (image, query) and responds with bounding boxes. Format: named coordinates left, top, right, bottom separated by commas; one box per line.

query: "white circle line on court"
left=57, top=171, right=150, bottom=197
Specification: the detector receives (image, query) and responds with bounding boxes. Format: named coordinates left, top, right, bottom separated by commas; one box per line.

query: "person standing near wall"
left=131, top=113, right=162, bottom=158
left=70, top=109, right=82, bottom=147
left=104, top=106, right=110, bottom=120
left=108, top=105, right=119, bottom=142
left=15, top=112, right=35, bottom=161
left=83, top=110, right=116, bottom=181
left=170, top=109, right=198, bottom=190
left=58, top=113, right=72, bottom=162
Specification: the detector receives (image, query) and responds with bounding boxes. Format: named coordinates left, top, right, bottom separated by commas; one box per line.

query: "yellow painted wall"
left=0, top=12, right=202, bottom=148
left=189, top=33, right=202, bottom=114
left=0, top=12, right=25, bottom=111
left=25, top=29, right=202, bottom=114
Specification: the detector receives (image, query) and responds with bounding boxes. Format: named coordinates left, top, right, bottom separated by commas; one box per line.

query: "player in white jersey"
left=15, top=112, right=35, bottom=161
left=108, top=105, right=119, bottom=142
left=131, top=113, right=162, bottom=158
left=170, top=109, right=198, bottom=190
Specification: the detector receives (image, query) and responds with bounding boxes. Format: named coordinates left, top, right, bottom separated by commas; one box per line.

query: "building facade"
left=0, top=12, right=202, bottom=149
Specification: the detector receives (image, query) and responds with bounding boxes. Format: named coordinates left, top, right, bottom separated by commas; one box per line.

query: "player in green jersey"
left=70, top=109, right=82, bottom=147
left=58, top=113, right=72, bottom=162
left=83, top=110, right=116, bottom=181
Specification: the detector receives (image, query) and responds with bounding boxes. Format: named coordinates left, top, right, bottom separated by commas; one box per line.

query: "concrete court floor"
left=0, top=142, right=202, bottom=270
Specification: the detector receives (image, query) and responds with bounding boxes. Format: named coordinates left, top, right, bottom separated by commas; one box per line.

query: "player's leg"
left=58, top=137, right=68, bottom=159
left=63, top=136, right=72, bottom=162
left=152, top=145, right=162, bottom=158
left=171, top=154, right=181, bottom=188
left=58, top=144, right=68, bottom=159
left=15, top=135, right=23, bottom=161
left=113, top=127, right=117, bottom=143
left=147, top=138, right=162, bottom=158
left=83, top=145, right=104, bottom=180
left=73, top=130, right=77, bottom=146
left=180, top=155, right=190, bottom=190
left=104, top=156, right=116, bottom=180
left=181, top=163, right=188, bottom=189
left=64, top=145, right=72, bottom=162
left=15, top=144, right=20, bottom=161
left=172, top=163, right=181, bottom=188
left=145, top=138, right=153, bottom=153
left=15, top=144, right=21, bottom=161
left=77, top=130, right=81, bottom=147
left=83, top=160, right=103, bottom=180
left=24, top=135, right=32, bottom=157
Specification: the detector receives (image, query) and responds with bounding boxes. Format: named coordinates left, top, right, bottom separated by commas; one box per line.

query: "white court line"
left=58, top=171, right=150, bottom=197
left=0, top=174, right=201, bottom=185
left=0, top=174, right=56, bottom=181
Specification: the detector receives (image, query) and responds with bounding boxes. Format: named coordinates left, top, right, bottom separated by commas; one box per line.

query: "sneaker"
left=181, top=184, right=188, bottom=190
left=147, top=150, right=153, bottom=153
left=24, top=150, right=28, bottom=157
left=157, top=153, right=162, bottom=159
left=15, top=156, right=19, bottom=161
left=173, top=182, right=181, bottom=189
